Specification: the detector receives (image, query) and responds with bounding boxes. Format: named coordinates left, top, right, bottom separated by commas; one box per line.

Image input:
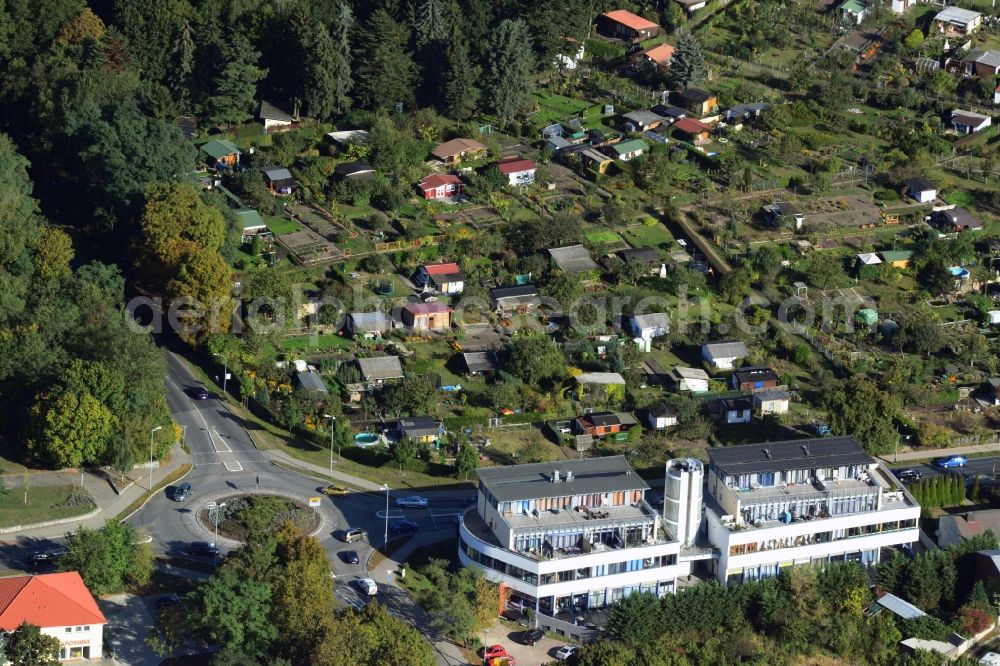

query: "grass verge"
left=115, top=464, right=193, bottom=521
left=0, top=484, right=95, bottom=529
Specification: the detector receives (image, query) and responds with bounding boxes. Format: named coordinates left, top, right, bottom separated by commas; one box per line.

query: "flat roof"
left=709, top=436, right=874, bottom=477
left=477, top=455, right=649, bottom=502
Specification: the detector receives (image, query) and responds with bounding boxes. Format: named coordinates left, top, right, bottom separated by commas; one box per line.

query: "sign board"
left=308, top=497, right=322, bottom=508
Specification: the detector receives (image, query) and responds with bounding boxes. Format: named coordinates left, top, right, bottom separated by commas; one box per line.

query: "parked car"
left=323, top=484, right=349, bottom=497
left=172, top=482, right=192, bottom=501
left=554, top=645, right=579, bottom=661
left=895, top=469, right=921, bottom=483
left=934, top=455, right=967, bottom=469
left=390, top=520, right=419, bottom=534
left=483, top=645, right=510, bottom=660
left=189, top=541, right=219, bottom=557
left=337, top=528, right=367, bottom=543
left=395, top=496, right=428, bottom=508
left=340, top=550, right=360, bottom=564
left=519, top=627, right=545, bottom=645
left=156, top=593, right=181, bottom=609
left=353, top=578, right=378, bottom=596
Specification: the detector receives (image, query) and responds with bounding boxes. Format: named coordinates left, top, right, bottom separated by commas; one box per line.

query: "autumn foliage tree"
left=136, top=183, right=233, bottom=345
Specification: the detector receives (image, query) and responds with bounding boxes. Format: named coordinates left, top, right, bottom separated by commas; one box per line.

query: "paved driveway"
left=98, top=595, right=161, bottom=666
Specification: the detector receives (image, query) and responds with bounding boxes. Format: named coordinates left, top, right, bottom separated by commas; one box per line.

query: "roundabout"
left=184, top=488, right=334, bottom=547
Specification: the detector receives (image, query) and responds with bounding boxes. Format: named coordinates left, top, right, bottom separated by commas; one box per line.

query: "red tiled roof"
left=404, top=302, right=454, bottom=315
left=496, top=158, right=537, bottom=175
left=424, top=262, right=461, bottom=275
left=0, top=573, right=106, bottom=630
left=638, top=43, right=675, bottom=63
left=674, top=117, right=711, bottom=134
left=418, top=174, right=462, bottom=191
left=603, top=10, right=660, bottom=31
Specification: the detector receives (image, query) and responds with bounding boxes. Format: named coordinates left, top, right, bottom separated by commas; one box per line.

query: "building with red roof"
left=417, top=173, right=465, bottom=200
left=496, top=158, right=537, bottom=186
left=401, top=301, right=454, bottom=331
left=0, top=572, right=106, bottom=661
left=673, top=117, right=712, bottom=143
left=633, top=42, right=675, bottom=67
left=598, top=10, right=660, bottom=40
left=416, top=262, right=465, bottom=295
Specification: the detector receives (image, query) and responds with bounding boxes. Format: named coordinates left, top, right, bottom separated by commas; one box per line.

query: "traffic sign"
left=308, top=497, right=322, bottom=507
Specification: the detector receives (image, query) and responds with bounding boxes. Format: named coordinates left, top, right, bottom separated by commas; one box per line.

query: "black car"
left=26, top=550, right=62, bottom=568
left=193, top=386, right=209, bottom=400
left=519, top=628, right=545, bottom=646
left=896, top=469, right=922, bottom=483
left=172, top=482, right=192, bottom=502
left=340, top=550, right=360, bottom=564
left=189, top=541, right=219, bottom=557
left=156, top=593, right=181, bottom=609
left=390, top=520, right=419, bottom=534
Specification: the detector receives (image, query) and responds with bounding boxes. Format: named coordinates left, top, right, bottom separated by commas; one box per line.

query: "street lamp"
left=207, top=501, right=226, bottom=563
left=323, top=414, right=337, bottom=478
left=149, top=426, right=163, bottom=491
left=213, top=353, right=228, bottom=399
left=382, top=483, right=390, bottom=548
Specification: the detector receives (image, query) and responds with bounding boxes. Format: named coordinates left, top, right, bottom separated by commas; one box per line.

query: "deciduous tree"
left=4, top=622, right=60, bottom=666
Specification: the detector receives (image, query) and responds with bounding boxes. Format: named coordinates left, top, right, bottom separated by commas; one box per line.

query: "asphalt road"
left=890, top=456, right=1000, bottom=482
left=0, top=350, right=476, bottom=665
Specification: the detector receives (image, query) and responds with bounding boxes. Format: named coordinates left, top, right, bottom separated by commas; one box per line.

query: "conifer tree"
left=668, top=29, right=707, bottom=89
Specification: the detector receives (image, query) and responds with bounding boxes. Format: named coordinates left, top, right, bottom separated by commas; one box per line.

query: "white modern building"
left=0, top=572, right=106, bottom=661
left=703, top=437, right=920, bottom=585
left=459, top=457, right=692, bottom=632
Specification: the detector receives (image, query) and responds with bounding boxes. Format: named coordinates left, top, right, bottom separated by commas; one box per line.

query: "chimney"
left=553, top=470, right=560, bottom=483
left=566, top=470, right=574, bottom=482
left=967, top=511, right=977, bottom=523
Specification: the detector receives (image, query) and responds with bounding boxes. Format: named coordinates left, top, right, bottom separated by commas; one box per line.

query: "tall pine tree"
left=415, top=0, right=451, bottom=46
left=442, top=32, right=480, bottom=120
left=668, top=29, right=707, bottom=90
left=208, top=34, right=267, bottom=126
left=354, top=8, right=417, bottom=111
left=294, top=17, right=348, bottom=119
left=485, top=19, right=535, bottom=128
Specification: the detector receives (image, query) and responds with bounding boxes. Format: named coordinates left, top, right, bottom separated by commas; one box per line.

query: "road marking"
left=375, top=510, right=405, bottom=520
left=207, top=429, right=231, bottom=454
left=223, top=461, right=244, bottom=472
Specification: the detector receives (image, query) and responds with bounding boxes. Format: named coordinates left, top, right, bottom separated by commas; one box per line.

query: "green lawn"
left=621, top=222, right=674, bottom=249
left=266, top=215, right=302, bottom=235
left=282, top=333, right=355, bottom=352
left=0, top=484, right=95, bottom=529
left=583, top=228, right=623, bottom=244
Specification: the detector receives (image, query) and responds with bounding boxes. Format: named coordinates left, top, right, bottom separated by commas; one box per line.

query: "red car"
left=483, top=645, right=509, bottom=660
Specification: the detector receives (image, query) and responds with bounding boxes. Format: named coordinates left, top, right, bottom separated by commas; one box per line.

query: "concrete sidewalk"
left=4, top=446, right=192, bottom=540
left=880, top=442, right=1000, bottom=464
left=260, top=446, right=384, bottom=492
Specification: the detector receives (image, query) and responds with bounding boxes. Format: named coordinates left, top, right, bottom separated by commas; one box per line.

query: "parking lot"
left=481, top=622, right=578, bottom=666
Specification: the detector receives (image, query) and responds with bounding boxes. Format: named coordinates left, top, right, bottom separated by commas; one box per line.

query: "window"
left=84, top=626, right=90, bottom=631
left=65, top=628, right=71, bottom=633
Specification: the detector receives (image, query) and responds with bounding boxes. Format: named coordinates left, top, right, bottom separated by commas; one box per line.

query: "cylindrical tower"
left=663, top=458, right=704, bottom=546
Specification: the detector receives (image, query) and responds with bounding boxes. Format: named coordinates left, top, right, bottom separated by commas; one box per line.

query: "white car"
left=353, top=578, right=378, bottom=596
left=554, top=645, right=579, bottom=661
left=395, top=496, right=428, bottom=508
